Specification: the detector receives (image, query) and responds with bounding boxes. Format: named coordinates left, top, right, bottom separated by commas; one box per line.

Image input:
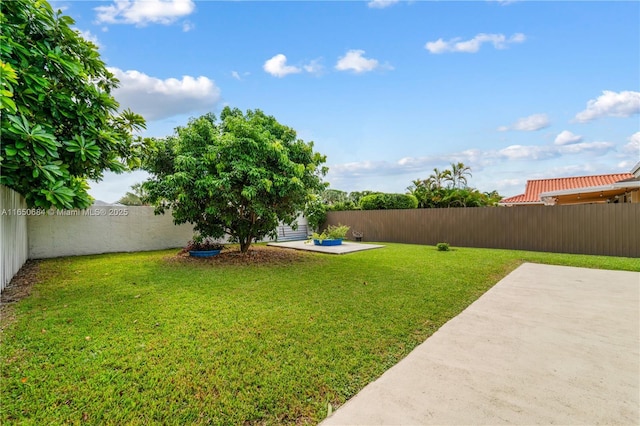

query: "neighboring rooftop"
left=500, top=173, right=634, bottom=206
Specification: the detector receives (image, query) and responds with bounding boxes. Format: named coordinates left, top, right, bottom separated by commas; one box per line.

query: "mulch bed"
left=1, top=260, right=41, bottom=332
left=166, top=245, right=310, bottom=266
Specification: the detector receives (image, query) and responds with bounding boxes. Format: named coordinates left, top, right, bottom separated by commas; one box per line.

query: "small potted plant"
left=186, top=234, right=224, bottom=257
left=311, top=224, right=350, bottom=246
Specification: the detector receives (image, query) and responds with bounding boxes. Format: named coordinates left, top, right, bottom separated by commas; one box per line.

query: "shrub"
left=326, top=200, right=358, bottom=211
left=436, top=242, right=450, bottom=251
left=312, top=224, right=350, bottom=241
left=359, top=193, right=418, bottom=210
left=184, top=235, right=225, bottom=252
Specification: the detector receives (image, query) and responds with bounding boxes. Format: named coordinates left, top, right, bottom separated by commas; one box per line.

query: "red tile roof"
left=500, top=173, right=634, bottom=205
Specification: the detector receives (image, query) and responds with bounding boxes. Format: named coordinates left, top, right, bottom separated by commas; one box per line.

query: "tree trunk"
left=240, top=236, right=252, bottom=253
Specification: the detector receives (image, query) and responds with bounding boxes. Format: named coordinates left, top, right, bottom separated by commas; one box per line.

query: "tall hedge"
left=359, top=193, right=418, bottom=210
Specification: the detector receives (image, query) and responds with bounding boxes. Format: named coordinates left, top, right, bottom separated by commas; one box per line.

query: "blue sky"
left=56, top=0, right=639, bottom=202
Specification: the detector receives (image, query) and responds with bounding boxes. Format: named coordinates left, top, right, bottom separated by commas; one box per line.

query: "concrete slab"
left=321, top=263, right=640, bottom=425
left=267, top=240, right=384, bottom=255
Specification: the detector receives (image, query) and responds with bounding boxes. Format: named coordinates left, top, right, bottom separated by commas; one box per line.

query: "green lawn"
left=1, top=244, right=638, bottom=425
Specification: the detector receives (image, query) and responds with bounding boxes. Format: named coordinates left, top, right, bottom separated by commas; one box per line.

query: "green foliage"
left=322, top=189, right=349, bottom=204
left=304, top=195, right=328, bottom=232
left=347, top=190, right=378, bottom=206
left=143, top=108, right=328, bottom=253
left=449, top=162, right=472, bottom=189
left=436, top=242, right=450, bottom=251
left=409, top=186, right=503, bottom=208
left=303, top=188, right=363, bottom=233
left=117, top=192, right=143, bottom=206
left=360, top=193, right=418, bottom=210
left=327, top=200, right=358, bottom=211
left=117, top=183, right=148, bottom=206
left=0, top=0, right=147, bottom=209
left=312, top=223, right=350, bottom=241
left=319, top=189, right=360, bottom=211
left=304, top=190, right=376, bottom=225
left=407, top=163, right=502, bottom=208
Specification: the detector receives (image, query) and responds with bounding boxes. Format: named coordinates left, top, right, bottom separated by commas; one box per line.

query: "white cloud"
left=574, top=90, right=640, bottom=123
left=498, top=145, right=552, bottom=160
left=367, top=0, right=400, bottom=9
left=329, top=149, right=495, bottom=180
left=425, top=33, right=526, bottom=54
left=263, top=54, right=301, bottom=78
left=231, top=71, right=250, bottom=81
left=513, top=114, right=549, bottom=131
left=494, top=178, right=522, bottom=190
left=335, top=50, right=391, bottom=73
left=95, top=0, right=195, bottom=26
left=108, top=68, right=221, bottom=121
left=424, top=39, right=450, bottom=55
left=303, top=58, right=324, bottom=76
left=623, top=131, right=640, bottom=155
left=182, top=20, right=194, bottom=32
left=540, top=164, right=599, bottom=178
left=499, top=141, right=613, bottom=160
left=328, top=140, right=614, bottom=182
left=498, top=113, right=550, bottom=132
left=617, top=160, right=635, bottom=169
left=555, top=141, right=614, bottom=155
left=554, top=130, right=583, bottom=145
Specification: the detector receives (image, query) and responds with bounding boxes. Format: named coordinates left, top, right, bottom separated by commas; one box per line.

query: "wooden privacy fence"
left=326, top=204, right=640, bottom=258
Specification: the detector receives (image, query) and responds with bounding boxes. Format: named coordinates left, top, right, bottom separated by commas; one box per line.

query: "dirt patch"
left=1, top=260, right=42, bottom=332
left=165, top=244, right=312, bottom=266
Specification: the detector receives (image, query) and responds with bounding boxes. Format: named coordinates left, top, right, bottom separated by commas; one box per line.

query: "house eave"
left=540, top=181, right=640, bottom=198
left=540, top=181, right=640, bottom=205
left=497, top=201, right=545, bottom=207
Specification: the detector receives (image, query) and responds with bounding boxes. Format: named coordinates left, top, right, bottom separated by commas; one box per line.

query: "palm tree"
left=449, top=162, right=472, bottom=189
left=407, top=179, right=430, bottom=208
left=427, top=168, right=448, bottom=190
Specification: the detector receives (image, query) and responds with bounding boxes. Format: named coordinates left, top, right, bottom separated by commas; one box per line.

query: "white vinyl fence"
left=1, top=186, right=29, bottom=292
left=27, top=205, right=196, bottom=259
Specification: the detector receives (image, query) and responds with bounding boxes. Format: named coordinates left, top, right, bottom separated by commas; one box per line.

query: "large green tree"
left=143, top=108, right=327, bottom=253
left=0, top=0, right=146, bottom=209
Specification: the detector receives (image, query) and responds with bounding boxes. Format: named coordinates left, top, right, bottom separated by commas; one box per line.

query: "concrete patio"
left=321, top=263, right=640, bottom=425
left=267, top=240, right=384, bottom=255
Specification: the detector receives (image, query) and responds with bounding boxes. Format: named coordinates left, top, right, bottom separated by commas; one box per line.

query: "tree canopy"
left=117, top=183, right=148, bottom=206
left=0, top=0, right=146, bottom=209
left=142, top=108, right=327, bottom=253
left=360, top=193, right=418, bottom=210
